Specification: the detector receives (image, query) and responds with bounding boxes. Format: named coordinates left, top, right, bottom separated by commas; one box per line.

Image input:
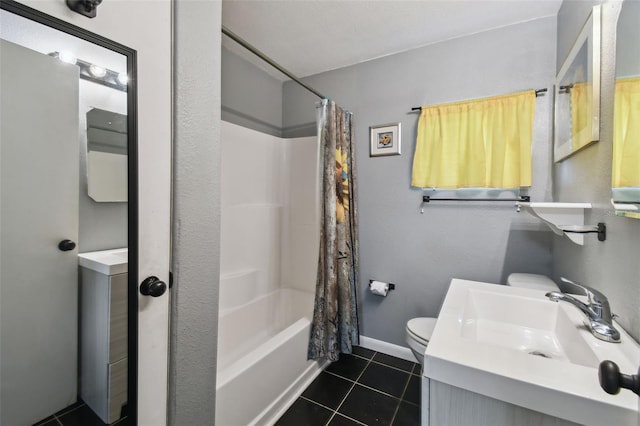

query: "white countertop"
left=424, top=278, right=640, bottom=426
left=78, top=248, right=128, bottom=275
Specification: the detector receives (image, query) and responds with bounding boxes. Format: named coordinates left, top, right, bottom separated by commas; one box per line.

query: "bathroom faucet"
left=545, top=277, right=620, bottom=343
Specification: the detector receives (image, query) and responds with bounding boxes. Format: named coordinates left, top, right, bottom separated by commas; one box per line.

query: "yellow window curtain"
left=612, top=76, right=640, bottom=188
left=411, top=90, right=535, bottom=189
left=570, top=81, right=593, bottom=150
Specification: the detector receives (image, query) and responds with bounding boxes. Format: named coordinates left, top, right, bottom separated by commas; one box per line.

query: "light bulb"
left=58, top=51, right=77, bottom=65
left=89, top=64, right=107, bottom=78
left=117, top=73, right=128, bottom=85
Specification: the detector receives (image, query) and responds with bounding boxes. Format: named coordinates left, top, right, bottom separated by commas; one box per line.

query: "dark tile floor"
left=276, top=346, right=422, bottom=426
left=33, top=400, right=131, bottom=426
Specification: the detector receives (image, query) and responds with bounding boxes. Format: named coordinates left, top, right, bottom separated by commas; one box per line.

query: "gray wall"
left=169, top=0, right=221, bottom=424
left=221, top=47, right=283, bottom=136
left=283, top=18, right=557, bottom=346
left=553, top=0, right=640, bottom=341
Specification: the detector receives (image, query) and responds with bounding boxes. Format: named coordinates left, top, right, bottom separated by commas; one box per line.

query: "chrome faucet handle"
left=559, top=277, right=607, bottom=306
left=559, top=277, right=614, bottom=322
left=547, top=279, right=620, bottom=343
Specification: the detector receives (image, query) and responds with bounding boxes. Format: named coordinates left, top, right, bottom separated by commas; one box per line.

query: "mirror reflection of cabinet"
left=612, top=0, right=640, bottom=218
left=87, top=108, right=128, bottom=202
left=79, top=249, right=128, bottom=424
left=554, top=5, right=601, bottom=162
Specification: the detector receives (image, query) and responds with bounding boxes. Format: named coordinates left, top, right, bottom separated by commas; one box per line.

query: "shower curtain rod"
left=221, top=26, right=327, bottom=100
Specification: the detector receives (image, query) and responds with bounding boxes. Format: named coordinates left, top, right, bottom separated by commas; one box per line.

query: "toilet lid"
left=406, top=318, right=437, bottom=345
left=507, top=273, right=559, bottom=292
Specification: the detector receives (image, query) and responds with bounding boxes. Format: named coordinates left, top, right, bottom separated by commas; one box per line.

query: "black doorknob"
left=58, top=239, right=76, bottom=251
left=140, top=276, right=167, bottom=297
left=599, top=360, right=640, bottom=396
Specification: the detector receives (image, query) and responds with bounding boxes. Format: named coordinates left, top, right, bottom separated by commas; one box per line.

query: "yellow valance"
left=570, top=81, right=594, bottom=150
left=612, top=76, right=640, bottom=188
left=411, top=90, right=535, bottom=189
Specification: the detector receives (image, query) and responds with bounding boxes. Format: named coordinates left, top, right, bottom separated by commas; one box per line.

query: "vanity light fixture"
left=49, top=52, right=127, bottom=92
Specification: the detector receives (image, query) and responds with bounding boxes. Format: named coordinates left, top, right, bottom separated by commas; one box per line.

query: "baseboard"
left=359, top=335, right=416, bottom=362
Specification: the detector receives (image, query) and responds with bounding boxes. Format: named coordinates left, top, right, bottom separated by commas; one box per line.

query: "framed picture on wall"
left=370, top=122, right=401, bottom=157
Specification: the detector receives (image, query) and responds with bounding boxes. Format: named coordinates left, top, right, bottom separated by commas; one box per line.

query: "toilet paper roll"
left=370, top=280, right=389, bottom=297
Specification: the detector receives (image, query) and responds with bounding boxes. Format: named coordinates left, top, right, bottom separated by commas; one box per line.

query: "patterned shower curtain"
left=308, top=99, right=360, bottom=361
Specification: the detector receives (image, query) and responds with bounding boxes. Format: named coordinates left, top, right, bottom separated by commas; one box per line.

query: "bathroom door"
left=0, top=40, right=80, bottom=425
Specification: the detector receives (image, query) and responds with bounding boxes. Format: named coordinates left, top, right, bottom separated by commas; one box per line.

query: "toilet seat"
left=406, top=317, right=437, bottom=346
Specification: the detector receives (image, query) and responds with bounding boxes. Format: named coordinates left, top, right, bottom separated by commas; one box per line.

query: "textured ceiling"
left=222, top=0, right=563, bottom=80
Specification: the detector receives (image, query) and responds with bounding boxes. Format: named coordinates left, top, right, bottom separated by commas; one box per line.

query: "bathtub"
left=216, top=286, right=324, bottom=426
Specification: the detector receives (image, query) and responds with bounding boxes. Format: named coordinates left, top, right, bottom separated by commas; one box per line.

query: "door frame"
left=0, top=0, right=140, bottom=422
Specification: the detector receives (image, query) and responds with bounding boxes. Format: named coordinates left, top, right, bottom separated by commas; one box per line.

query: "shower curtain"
left=308, top=99, right=360, bottom=361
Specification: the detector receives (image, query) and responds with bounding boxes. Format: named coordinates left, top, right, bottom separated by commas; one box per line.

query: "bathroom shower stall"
left=216, top=121, right=324, bottom=425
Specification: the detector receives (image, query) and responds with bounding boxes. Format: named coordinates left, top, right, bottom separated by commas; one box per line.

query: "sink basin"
left=424, top=279, right=640, bottom=426
left=460, top=288, right=599, bottom=368
left=78, top=248, right=128, bottom=275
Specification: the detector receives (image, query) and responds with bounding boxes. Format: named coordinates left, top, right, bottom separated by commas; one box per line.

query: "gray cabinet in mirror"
left=554, top=5, right=601, bottom=162
left=612, top=0, right=640, bottom=219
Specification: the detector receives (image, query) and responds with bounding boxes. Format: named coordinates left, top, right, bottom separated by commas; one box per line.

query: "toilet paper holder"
left=369, top=280, right=395, bottom=291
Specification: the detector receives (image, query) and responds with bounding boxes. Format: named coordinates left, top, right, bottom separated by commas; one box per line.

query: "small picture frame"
left=370, top=123, right=401, bottom=157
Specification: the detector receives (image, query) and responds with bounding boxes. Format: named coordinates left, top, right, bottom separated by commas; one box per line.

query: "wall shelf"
left=515, top=202, right=604, bottom=245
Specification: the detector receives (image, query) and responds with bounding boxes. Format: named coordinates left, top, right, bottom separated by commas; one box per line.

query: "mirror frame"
left=554, top=5, right=601, bottom=162
left=0, top=0, right=139, bottom=421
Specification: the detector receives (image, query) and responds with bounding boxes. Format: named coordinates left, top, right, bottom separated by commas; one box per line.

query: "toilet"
left=405, top=317, right=437, bottom=367
left=405, top=274, right=558, bottom=367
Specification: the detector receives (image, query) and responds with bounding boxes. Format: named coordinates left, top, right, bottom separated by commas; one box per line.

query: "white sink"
left=424, top=279, right=640, bottom=426
left=78, top=248, right=128, bottom=275
left=460, top=288, right=599, bottom=368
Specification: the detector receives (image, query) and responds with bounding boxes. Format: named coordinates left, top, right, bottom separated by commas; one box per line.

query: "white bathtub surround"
left=220, top=121, right=320, bottom=296
left=217, top=122, right=322, bottom=425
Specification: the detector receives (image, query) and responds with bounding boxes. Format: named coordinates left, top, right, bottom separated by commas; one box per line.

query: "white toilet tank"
left=506, top=273, right=559, bottom=292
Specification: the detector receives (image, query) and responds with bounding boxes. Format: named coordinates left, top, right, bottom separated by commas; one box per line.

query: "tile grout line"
left=388, top=369, right=413, bottom=426
left=332, top=413, right=368, bottom=426
left=324, top=369, right=409, bottom=402
left=353, top=351, right=418, bottom=376
left=53, top=402, right=86, bottom=421
left=298, top=395, right=340, bottom=420
left=298, top=396, right=365, bottom=426
left=330, top=355, right=416, bottom=379
left=297, top=351, right=419, bottom=425
left=321, top=379, right=355, bottom=425
left=325, top=351, right=377, bottom=426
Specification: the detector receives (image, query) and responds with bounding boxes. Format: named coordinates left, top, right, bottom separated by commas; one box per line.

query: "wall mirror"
left=0, top=1, right=139, bottom=425
left=554, top=5, right=601, bottom=162
left=87, top=108, right=128, bottom=202
left=611, top=0, right=640, bottom=219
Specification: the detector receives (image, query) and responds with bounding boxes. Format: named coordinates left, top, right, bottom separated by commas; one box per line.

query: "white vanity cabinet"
left=78, top=249, right=128, bottom=424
